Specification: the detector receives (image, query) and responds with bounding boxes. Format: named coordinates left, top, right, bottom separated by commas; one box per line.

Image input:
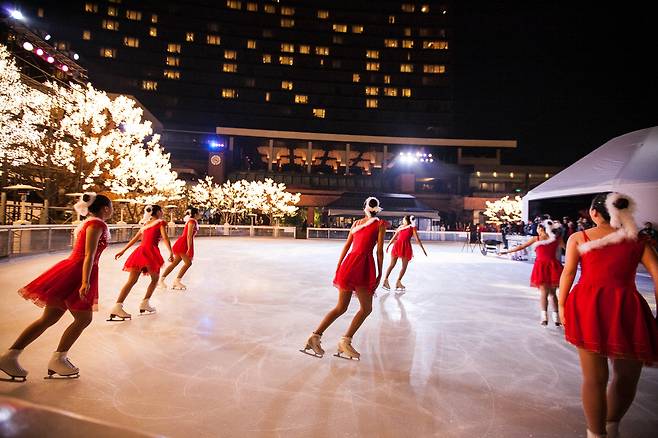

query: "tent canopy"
left=326, top=192, right=440, bottom=219
left=523, top=126, right=658, bottom=224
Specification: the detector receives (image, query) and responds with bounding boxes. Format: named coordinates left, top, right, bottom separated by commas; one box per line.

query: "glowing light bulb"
left=22, top=42, right=33, bottom=51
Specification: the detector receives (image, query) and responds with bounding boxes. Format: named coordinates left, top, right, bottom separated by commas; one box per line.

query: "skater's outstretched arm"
left=558, top=233, right=582, bottom=327
left=160, top=222, right=174, bottom=262
left=412, top=228, right=428, bottom=256
left=80, top=225, right=102, bottom=299
left=499, top=236, right=537, bottom=255
left=115, top=230, right=142, bottom=259
left=386, top=230, right=399, bottom=253
left=640, top=241, right=658, bottom=311
left=375, top=225, right=386, bottom=287
left=336, top=228, right=355, bottom=272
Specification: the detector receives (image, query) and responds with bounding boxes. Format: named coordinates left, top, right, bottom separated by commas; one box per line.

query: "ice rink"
left=1, top=238, right=657, bottom=438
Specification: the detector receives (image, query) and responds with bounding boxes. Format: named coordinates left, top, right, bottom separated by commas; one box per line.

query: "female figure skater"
left=109, top=205, right=173, bottom=320
left=159, top=206, right=200, bottom=291
left=559, top=193, right=658, bottom=438
left=0, top=193, right=112, bottom=380
left=301, top=197, right=387, bottom=360
left=382, top=214, right=428, bottom=292
left=500, top=220, right=565, bottom=325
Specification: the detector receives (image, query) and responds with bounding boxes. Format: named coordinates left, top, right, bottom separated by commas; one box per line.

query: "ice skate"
left=394, top=281, right=406, bottom=292
left=334, top=336, right=360, bottom=360
left=382, top=279, right=391, bottom=291
left=552, top=311, right=561, bottom=327
left=586, top=429, right=606, bottom=438
left=45, top=351, right=79, bottom=379
left=300, top=333, right=325, bottom=358
left=540, top=310, right=548, bottom=326
left=139, top=299, right=156, bottom=314
left=172, top=278, right=187, bottom=290
left=157, top=277, right=168, bottom=290
left=0, top=349, right=28, bottom=382
left=107, top=303, right=131, bottom=321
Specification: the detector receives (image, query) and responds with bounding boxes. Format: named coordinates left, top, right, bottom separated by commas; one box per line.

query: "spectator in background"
left=639, top=222, right=658, bottom=250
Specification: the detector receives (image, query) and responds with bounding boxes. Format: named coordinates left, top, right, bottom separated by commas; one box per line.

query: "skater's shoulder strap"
left=581, top=230, right=590, bottom=242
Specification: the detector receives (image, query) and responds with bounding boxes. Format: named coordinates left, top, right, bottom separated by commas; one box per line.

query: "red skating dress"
left=172, top=219, right=198, bottom=259
left=564, top=231, right=658, bottom=365
left=123, top=219, right=165, bottom=274
left=391, top=226, right=414, bottom=260
left=530, top=239, right=563, bottom=287
left=17, top=218, right=109, bottom=312
left=333, top=218, right=388, bottom=293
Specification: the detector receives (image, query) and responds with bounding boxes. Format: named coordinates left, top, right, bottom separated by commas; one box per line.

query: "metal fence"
left=306, top=227, right=503, bottom=242
left=0, top=224, right=296, bottom=258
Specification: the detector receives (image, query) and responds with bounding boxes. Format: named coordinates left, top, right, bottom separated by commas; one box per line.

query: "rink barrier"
left=0, top=223, right=296, bottom=258
left=306, top=227, right=502, bottom=242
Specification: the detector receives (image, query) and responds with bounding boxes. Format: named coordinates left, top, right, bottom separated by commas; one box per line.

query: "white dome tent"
left=523, top=126, right=658, bottom=225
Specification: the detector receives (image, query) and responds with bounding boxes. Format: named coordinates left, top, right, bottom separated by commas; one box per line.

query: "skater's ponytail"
left=363, top=197, right=382, bottom=217
left=74, top=192, right=111, bottom=216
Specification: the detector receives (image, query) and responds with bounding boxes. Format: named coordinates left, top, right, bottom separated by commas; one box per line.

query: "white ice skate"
left=171, top=278, right=187, bottom=291
left=0, top=349, right=28, bottom=382
left=540, top=310, right=548, bottom=326
left=300, top=333, right=325, bottom=358
left=395, top=282, right=406, bottom=295
left=45, top=351, right=79, bottom=379
left=107, top=303, right=131, bottom=321
left=157, top=278, right=168, bottom=290
left=381, top=280, right=391, bottom=291
left=552, top=311, right=561, bottom=327
left=334, top=336, right=360, bottom=360
left=139, top=299, right=156, bottom=315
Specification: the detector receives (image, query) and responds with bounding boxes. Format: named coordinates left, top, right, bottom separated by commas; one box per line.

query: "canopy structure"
left=326, top=192, right=440, bottom=218
left=523, top=126, right=658, bottom=224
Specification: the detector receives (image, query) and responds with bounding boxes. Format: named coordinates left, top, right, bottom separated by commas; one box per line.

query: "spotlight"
left=73, top=53, right=79, bottom=60
left=10, top=10, right=24, bottom=20
left=208, top=140, right=225, bottom=150
left=22, top=42, right=33, bottom=51
left=44, top=34, right=51, bottom=41
left=36, top=48, right=44, bottom=56
left=46, top=56, right=54, bottom=63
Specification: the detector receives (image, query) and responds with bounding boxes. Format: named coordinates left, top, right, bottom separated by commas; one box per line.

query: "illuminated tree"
left=483, top=195, right=522, bottom=225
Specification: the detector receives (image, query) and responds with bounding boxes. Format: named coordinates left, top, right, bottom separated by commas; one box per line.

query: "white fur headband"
left=363, top=196, right=382, bottom=217
left=73, top=192, right=97, bottom=216
left=605, top=192, right=637, bottom=239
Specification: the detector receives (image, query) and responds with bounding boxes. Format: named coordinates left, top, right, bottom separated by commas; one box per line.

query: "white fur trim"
left=363, top=196, right=382, bottom=217
left=350, top=217, right=380, bottom=234
left=140, top=218, right=164, bottom=232
left=533, top=220, right=556, bottom=247
left=73, top=192, right=97, bottom=216
left=578, top=228, right=636, bottom=253
left=396, top=224, right=415, bottom=232
left=605, top=192, right=638, bottom=239
left=74, top=217, right=110, bottom=241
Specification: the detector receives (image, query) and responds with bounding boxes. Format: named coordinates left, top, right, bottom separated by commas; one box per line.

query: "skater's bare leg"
left=578, top=348, right=609, bottom=435
left=161, top=255, right=182, bottom=279
left=56, top=310, right=92, bottom=352
left=539, top=286, right=549, bottom=312
left=396, top=259, right=409, bottom=286
left=176, top=254, right=193, bottom=279
left=116, top=269, right=141, bottom=303
left=548, top=287, right=558, bottom=311
left=10, top=307, right=66, bottom=350
left=383, top=257, right=398, bottom=286
left=314, top=290, right=352, bottom=335
left=607, top=358, right=642, bottom=423
left=344, top=288, right=373, bottom=338
left=144, top=272, right=159, bottom=300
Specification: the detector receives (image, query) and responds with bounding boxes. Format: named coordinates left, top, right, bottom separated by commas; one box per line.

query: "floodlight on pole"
left=10, top=10, right=24, bottom=20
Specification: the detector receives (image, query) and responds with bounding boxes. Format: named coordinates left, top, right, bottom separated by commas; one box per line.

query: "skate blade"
left=44, top=371, right=79, bottom=380
left=138, top=310, right=156, bottom=316
left=0, top=373, right=27, bottom=383
left=382, top=285, right=391, bottom=291
left=172, top=287, right=186, bottom=291
left=299, top=349, right=323, bottom=358
left=106, top=315, right=131, bottom=322
left=333, top=352, right=360, bottom=361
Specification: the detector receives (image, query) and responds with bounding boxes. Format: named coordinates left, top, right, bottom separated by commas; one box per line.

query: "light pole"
left=164, top=204, right=177, bottom=227
left=64, top=192, right=84, bottom=224
left=3, top=185, right=43, bottom=225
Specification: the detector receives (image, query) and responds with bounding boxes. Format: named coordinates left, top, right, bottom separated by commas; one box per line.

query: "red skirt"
left=391, top=240, right=413, bottom=260
left=530, top=259, right=563, bottom=287
left=172, top=236, right=194, bottom=259
left=123, top=245, right=164, bottom=275
left=18, top=258, right=99, bottom=311
left=333, top=251, right=377, bottom=293
left=565, top=283, right=658, bottom=365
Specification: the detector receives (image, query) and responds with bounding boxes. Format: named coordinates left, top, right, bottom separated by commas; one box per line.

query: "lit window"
left=400, top=63, right=413, bottom=73
left=262, top=29, right=273, bottom=37
left=294, top=95, right=308, bottom=104
left=247, top=2, right=258, bottom=11
left=299, top=45, right=310, bottom=54
left=37, top=7, right=44, bottom=17
left=366, top=62, right=380, bottom=71
left=247, top=39, right=257, bottom=49
left=82, top=30, right=91, bottom=40
left=167, top=43, right=181, bottom=53
left=384, top=39, right=399, bottom=48
left=281, top=6, right=295, bottom=15
left=263, top=54, right=272, bottom=63
left=108, top=6, right=118, bottom=16
left=84, top=3, right=98, bottom=13
left=493, top=172, right=498, bottom=177
left=388, top=15, right=396, bottom=24
left=421, top=5, right=430, bottom=13
left=123, top=37, right=139, bottom=48
left=352, top=25, right=364, bottom=34
left=384, top=87, right=397, bottom=96
left=221, top=88, right=237, bottom=98
left=384, top=75, right=391, bottom=84
left=423, top=64, right=446, bottom=74
left=333, top=35, right=343, bottom=44
left=224, top=50, right=237, bottom=59
left=186, top=32, right=194, bottom=42
left=151, top=14, right=158, bottom=23
left=100, top=47, right=116, bottom=58
left=476, top=171, right=481, bottom=177
left=265, top=92, right=271, bottom=102
left=404, top=28, right=412, bottom=36
left=402, top=4, right=415, bottom=12
left=352, top=73, right=360, bottom=83
left=166, top=56, right=180, bottom=66
left=281, top=81, right=293, bottom=90
left=264, top=4, right=275, bottom=13
left=223, top=63, right=237, bottom=73
left=317, top=10, right=329, bottom=19
left=207, top=35, right=221, bottom=45
left=281, top=43, right=295, bottom=53
left=164, top=69, right=180, bottom=79
left=366, top=50, right=379, bottom=59
left=227, top=0, right=241, bottom=10
left=126, top=10, right=142, bottom=20
left=315, top=46, right=329, bottom=56
left=279, top=56, right=294, bottom=65
left=510, top=172, right=515, bottom=178
left=149, top=27, right=157, bottom=37
left=366, top=99, right=378, bottom=108
left=142, top=80, right=158, bottom=91
left=313, top=108, right=325, bottom=118
left=102, top=19, right=119, bottom=31
left=402, top=40, right=414, bottom=48
left=365, top=86, right=379, bottom=96
left=423, top=40, right=449, bottom=50
left=333, top=23, right=347, bottom=33
left=281, top=18, right=295, bottom=27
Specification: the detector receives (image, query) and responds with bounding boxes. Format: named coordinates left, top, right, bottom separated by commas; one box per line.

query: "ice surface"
left=0, top=238, right=656, bottom=438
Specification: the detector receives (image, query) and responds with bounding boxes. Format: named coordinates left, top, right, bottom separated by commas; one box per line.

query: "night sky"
left=452, top=2, right=657, bottom=166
